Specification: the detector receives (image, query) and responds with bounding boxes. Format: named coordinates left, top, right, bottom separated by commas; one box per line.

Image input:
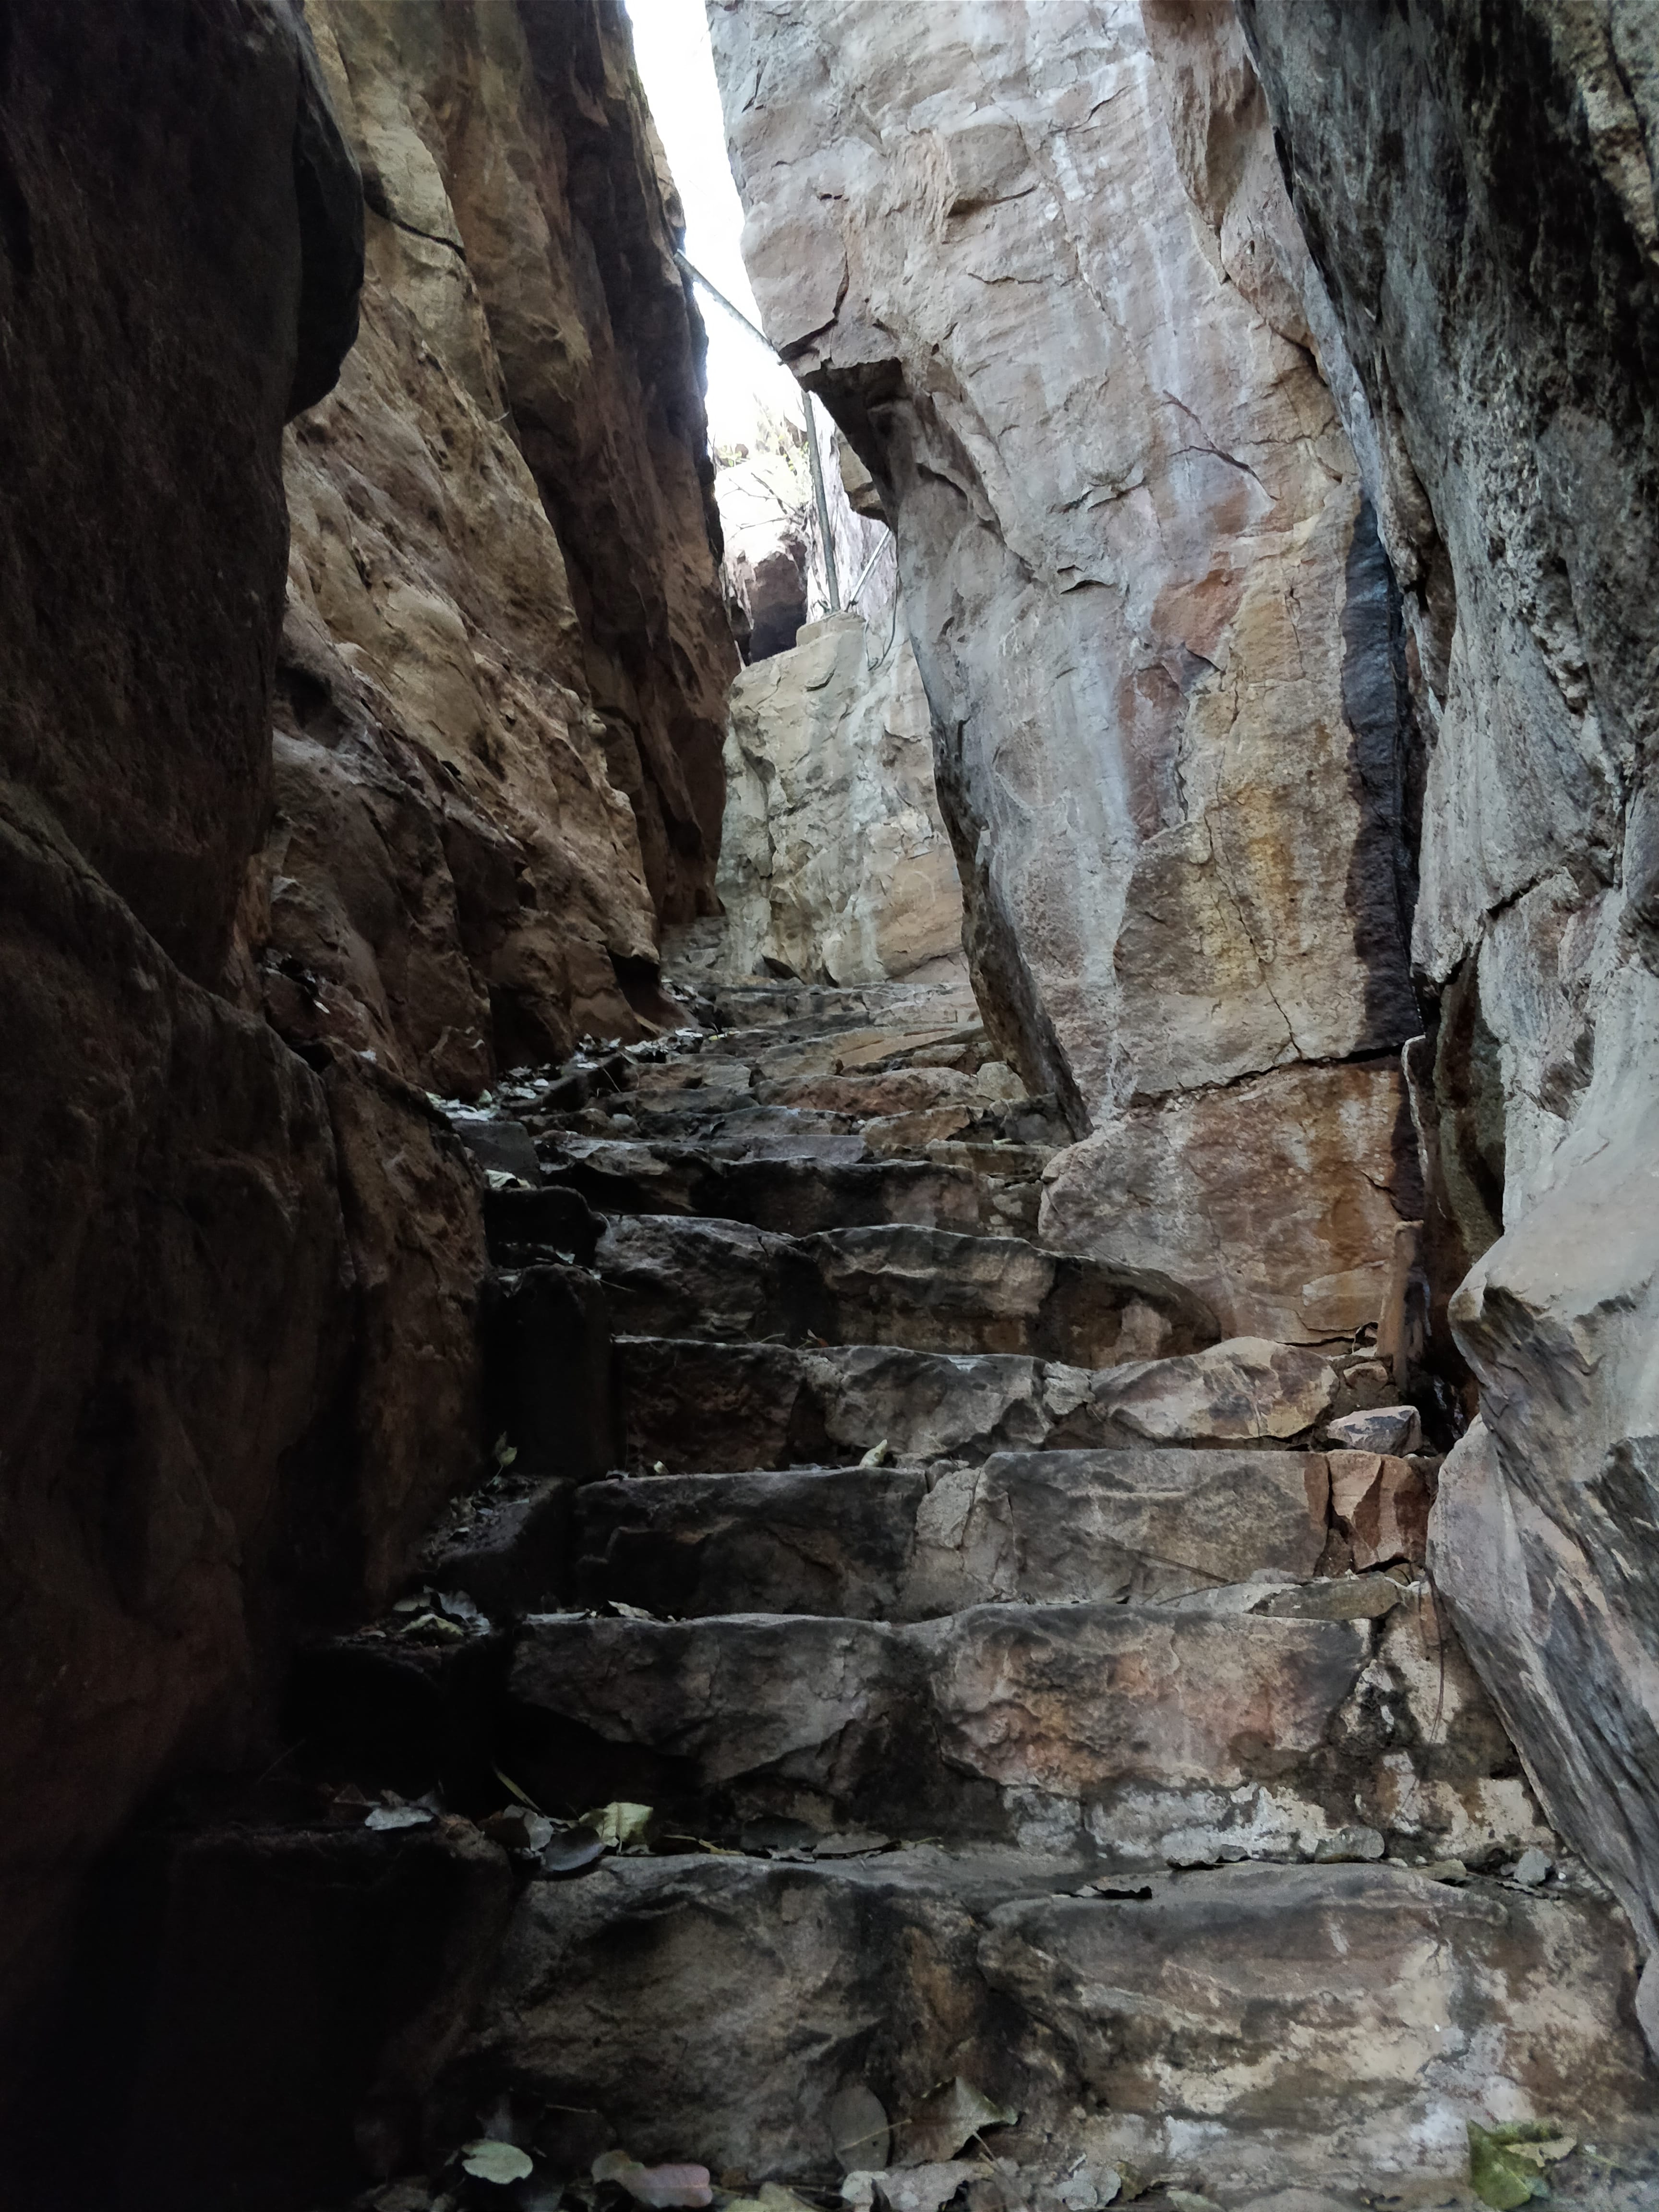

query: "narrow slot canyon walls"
left=273, top=0, right=738, bottom=1086
left=706, top=0, right=1427, bottom=1343
left=1239, top=0, right=1659, bottom=2026
left=0, top=0, right=736, bottom=2125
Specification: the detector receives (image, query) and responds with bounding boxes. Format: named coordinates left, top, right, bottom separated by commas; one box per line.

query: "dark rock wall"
left=1240, top=0, right=1659, bottom=2027
left=0, top=0, right=475, bottom=2111
left=0, top=0, right=738, bottom=2114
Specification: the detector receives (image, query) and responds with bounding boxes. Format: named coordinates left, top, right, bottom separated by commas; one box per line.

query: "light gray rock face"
left=1238, top=0, right=1659, bottom=2022
left=714, top=611, right=964, bottom=986
left=707, top=0, right=1425, bottom=1338
left=980, top=1863, right=1652, bottom=2199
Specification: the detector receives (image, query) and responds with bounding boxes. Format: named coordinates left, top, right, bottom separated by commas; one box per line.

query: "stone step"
left=607, top=1102, right=858, bottom=1149
left=738, top=1022, right=989, bottom=1084
left=557, top=1103, right=866, bottom=1160
left=685, top=976, right=980, bottom=1036
left=615, top=1334, right=1343, bottom=1472
left=755, top=1063, right=1032, bottom=1114
left=569, top=1449, right=1332, bottom=1620
left=436, top=1851, right=1652, bottom=2201
left=506, top=1596, right=1364, bottom=1852
left=593, top=1216, right=1219, bottom=1363
left=539, top=1145, right=980, bottom=1236
left=505, top=1573, right=1542, bottom=1868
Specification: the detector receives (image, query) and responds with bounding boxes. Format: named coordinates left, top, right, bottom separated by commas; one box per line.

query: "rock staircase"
left=104, top=977, right=1658, bottom=2212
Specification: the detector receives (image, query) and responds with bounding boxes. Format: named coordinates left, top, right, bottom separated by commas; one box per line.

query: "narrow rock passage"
left=119, top=975, right=1658, bottom=2211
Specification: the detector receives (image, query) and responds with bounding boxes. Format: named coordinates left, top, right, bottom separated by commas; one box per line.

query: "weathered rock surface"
left=0, top=0, right=435, bottom=2099
left=437, top=1854, right=1649, bottom=2195
left=571, top=1449, right=1332, bottom=1619
left=982, top=1862, right=1652, bottom=2199
left=267, top=0, right=737, bottom=1085
left=1239, top=0, right=1659, bottom=2028
left=615, top=1333, right=1338, bottom=1474
left=616, top=1339, right=1070, bottom=1470
left=713, top=610, right=963, bottom=986
left=709, top=0, right=1425, bottom=1334
left=548, top=1140, right=982, bottom=1236
left=1071, top=1337, right=1340, bottom=1447
left=595, top=1215, right=1218, bottom=1361
left=509, top=1600, right=1373, bottom=1839
left=1041, top=1055, right=1423, bottom=1342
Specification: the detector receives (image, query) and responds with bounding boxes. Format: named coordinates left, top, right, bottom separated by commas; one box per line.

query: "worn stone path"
left=120, top=977, right=1659, bottom=2212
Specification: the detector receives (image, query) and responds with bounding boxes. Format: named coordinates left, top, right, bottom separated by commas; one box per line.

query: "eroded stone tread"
left=571, top=1448, right=1331, bottom=1619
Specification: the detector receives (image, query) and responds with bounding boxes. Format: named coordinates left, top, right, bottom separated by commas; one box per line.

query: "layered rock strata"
left=1239, top=0, right=1659, bottom=2037
left=268, top=0, right=738, bottom=1088
left=707, top=0, right=1426, bottom=1337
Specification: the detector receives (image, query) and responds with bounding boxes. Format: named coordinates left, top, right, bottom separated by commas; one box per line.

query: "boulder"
left=1326, top=1451, right=1433, bottom=1572
left=1324, top=1405, right=1422, bottom=1455
left=1064, top=1339, right=1340, bottom=1449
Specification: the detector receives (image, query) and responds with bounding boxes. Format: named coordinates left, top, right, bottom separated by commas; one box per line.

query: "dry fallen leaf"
left=492, top=1766, right=542, bottom=1813
left=587, top=1801, right=653, bottom=1851
left=829, top=2085, right=891, bottom=2173
left=901, top=2077, right=1019, bottom=2164
left=364, top=1803, right=434, bottom=1831
left=461, top=2139, right=535, bottom=2184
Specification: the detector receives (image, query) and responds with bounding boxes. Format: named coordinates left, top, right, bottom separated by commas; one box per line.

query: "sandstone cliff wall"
left=708, top=0, right=1424, bottom=1341
left=708, top=608, right=964, bottom=986
left=1242, top=0, right=1659, bottom=2031
left=268, top=0, right=738, bottom=1090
